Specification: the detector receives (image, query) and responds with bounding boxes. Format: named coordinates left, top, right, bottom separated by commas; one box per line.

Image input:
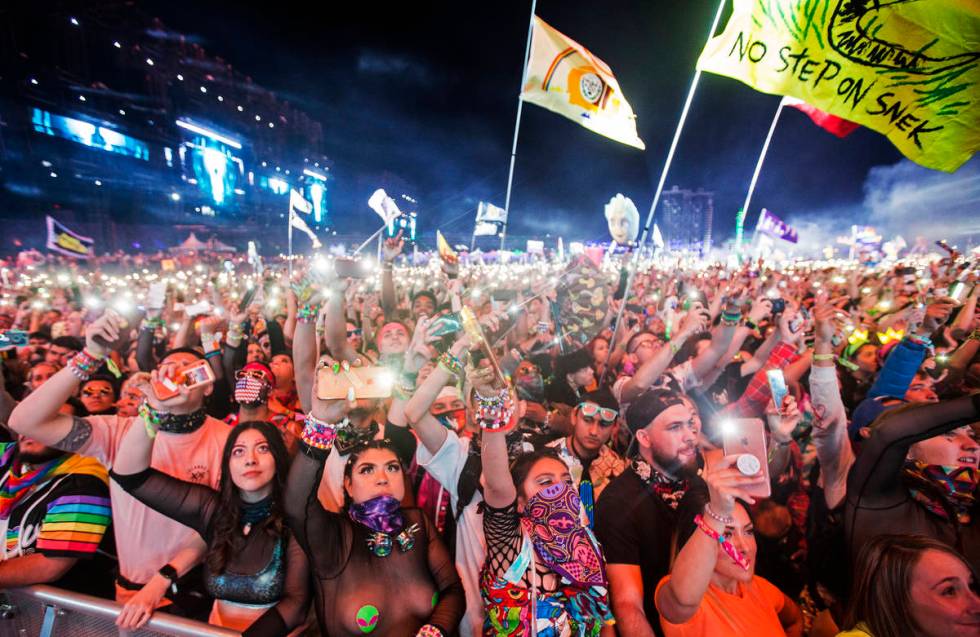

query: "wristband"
left=437, top=351, right=463, bottom=378
left=296, top=304, right=320, bottom=324
left=301, top=413, right=346, bottom=451
left=743, top=319, right=758, bottom=331
left=67, top=349, right=102, bottom=381
left=720, top=311, right=741, bottom=326
left=204, top=350, right=221, bottom=360
left=138, top=401, right=161, bottom=439
left=694, top=514, right=750, bottom=570
left=968, top=328, right=980, bottom=342
left=813, top=353, right=836, bottom=362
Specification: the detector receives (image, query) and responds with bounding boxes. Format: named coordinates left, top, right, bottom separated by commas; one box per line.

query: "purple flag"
left=757, top=209, right=798, bottom=244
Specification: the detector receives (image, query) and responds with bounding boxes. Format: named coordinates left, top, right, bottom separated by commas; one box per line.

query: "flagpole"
left=742, top=100, right=786, bottom=255
left=600, top=0, right=729, bottom=386
left=287, top=212, right=294, bottom=278
left=499, top=0, right=538, bottom=253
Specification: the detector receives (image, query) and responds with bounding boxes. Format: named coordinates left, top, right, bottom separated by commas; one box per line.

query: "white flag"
left=476, top=201, right=508, bottom=224
left=368, top=189, right=401, bottom=225
left=290, top=189, right=313, bottom=215
left=290, top=210, right=321, bottom=248
left=653, top=223, right=665, bottom=249
left=473, top=221, right=500, bottom=237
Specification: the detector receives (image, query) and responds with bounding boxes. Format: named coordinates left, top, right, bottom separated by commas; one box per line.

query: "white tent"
left=171, top=232, right=209, bottom=253
left=206, top=237, right=236, bottom=252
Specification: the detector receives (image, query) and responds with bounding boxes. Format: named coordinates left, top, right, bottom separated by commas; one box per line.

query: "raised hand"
left=85, top=310, right=124, bottom=359
left=765, top=394, right=801, bottom=444
left=703, top=455, right=766, bottom=517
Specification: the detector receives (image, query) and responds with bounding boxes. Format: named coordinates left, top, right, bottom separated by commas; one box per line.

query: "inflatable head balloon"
left=604, top=194, right=639, bottom=245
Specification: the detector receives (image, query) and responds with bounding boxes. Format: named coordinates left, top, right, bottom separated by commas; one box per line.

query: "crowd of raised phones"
left=0, top=238, right=978, bottom=637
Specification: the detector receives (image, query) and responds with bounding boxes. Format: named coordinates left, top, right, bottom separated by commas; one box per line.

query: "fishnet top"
left=482, top=500, right=561, bottom=593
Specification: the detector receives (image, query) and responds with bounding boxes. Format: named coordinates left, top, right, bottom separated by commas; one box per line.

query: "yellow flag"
left=697, top=0, right=980, bottom=172
left=522, top=16, right=645, bottom=150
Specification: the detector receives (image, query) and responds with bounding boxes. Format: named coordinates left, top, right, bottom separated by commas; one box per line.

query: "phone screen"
left=766, top=369, right=789, bottom=410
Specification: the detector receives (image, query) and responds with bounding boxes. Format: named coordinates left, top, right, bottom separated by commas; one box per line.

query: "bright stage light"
left=175, top=119, right=242, bottom=149
left=170, top=192, right=181, bottom=202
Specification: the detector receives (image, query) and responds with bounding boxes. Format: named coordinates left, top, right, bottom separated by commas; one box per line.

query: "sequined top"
left=111, top=468, right=310, bottom=636
left=207, top=536, right=284, bottom=605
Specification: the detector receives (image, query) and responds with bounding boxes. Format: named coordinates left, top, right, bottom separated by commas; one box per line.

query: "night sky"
left=137, top=1, right=978, bottom=250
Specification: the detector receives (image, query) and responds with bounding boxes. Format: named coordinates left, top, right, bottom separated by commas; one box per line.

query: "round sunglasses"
left=577, top=402, right=618, bottom=425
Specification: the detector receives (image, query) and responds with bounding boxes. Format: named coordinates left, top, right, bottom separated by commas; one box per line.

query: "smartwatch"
left=158, top=564, right=179, bottom=593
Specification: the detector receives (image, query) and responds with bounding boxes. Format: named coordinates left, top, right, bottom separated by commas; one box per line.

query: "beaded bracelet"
left=296, top=304, right=320, bottom=324
left=703, top=503, right=735, bottom=526
left=694, top=514, right=750, bottom=570
left=141, top=317, right=165, bottom=331
left=301, top=413, right=347, bottom=451
left=138, top=400, right=161, bottom=439
left=437, top=351, right=464, bottom=377
left=67, top=349, right=103, bottom=381
left=475, top=389, right=515, bottom=432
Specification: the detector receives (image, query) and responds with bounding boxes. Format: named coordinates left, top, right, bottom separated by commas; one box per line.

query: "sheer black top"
left=845, top=394, right=980, bottom=572
left=111, top=468, right=310, bottom=636
left=285, top=443, right=465, bottom=636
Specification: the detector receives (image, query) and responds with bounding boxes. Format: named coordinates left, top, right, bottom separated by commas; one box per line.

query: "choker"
left=240, top=496, right=273, bottom=535
left=156, top=408, right=207, bottom=434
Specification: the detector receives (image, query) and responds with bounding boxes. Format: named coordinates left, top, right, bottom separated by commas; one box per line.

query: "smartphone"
left=151, top=359, right=216, bottom=401
left=949, top=281, right=973, bottom=303
left=721, top=418, right=771, bottom=499
left=334, top=258, right=370, bottom=279
left=316, top=365, right=394, bottom=400
left=491, top=289, right=517, bottom=303
left=625, top=303, right=644, bottom=314
left=92, top=309, right=141, bottom=351
left=147, top=281, right=168, bottom=310
left=238, top=287, right=258, bottom=312
left=184, top=301, right=211, bottom=317
left=766, top=369, right=789, bottom=411
left=770, top=298, right=786, bottom=315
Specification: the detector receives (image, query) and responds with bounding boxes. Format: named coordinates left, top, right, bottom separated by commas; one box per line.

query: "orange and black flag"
left=522, top=16, right=645, bottom=150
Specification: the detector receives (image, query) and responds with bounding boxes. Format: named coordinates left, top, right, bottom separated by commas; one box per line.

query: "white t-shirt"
left=416, top=430, right=485, bottom=637
left=79, top=415, right=229, bottom=600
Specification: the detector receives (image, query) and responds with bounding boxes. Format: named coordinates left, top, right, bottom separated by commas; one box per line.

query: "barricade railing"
left=0, top=585, right=240, bottom=636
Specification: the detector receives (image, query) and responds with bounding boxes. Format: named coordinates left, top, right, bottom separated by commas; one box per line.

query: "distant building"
left=658, top=186, right=714, bottom=254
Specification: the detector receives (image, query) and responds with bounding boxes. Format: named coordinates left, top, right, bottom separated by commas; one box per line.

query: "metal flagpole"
left=287, top=210, right=294, bottom=278
left=600, top=0, right=729, bottom=386
left=499, top=0, right=538, bottom=253
left=743, top=100, right=786, bottom=256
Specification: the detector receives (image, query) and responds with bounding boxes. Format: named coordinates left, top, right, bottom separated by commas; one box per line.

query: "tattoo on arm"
left=56, top=417, right=93, bottom=452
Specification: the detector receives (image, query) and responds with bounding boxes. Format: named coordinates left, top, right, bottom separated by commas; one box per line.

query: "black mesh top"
left=285, top=444, right=465, bottom=636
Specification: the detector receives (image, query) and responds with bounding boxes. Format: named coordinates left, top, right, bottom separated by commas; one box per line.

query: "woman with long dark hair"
left=111, top=415, right=310, bottom=635
left=654, top=469, right=803, bottom=636
left=285, top=355, right=465, bottom=636
left=841, top=534, right=980, bottom=637
left=469, top=363, right=615, bottom=636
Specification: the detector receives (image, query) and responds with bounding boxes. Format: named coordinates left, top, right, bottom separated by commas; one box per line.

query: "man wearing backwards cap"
left=595, top=387, right=703, bottom=637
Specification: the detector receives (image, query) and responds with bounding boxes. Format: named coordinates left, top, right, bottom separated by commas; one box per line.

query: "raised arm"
left=620, top=311, right=706, bottom=404
left=380, top=234, right=403, bottom=316
left=405, top=335, right=470, bottom=455
left=470, top=365, right=516, bottom=509
left=656, top=458, right=763, bottom=625
left=809, top=303, right=855, bottom=509
left=849, top=394, right=980, bottom=508
left=9, top=312, right=122, bottom=448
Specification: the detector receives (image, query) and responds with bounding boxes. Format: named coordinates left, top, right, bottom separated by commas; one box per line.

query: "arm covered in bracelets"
left=405, top=340, right=467, bottom=455
left=9, top=312, right=123, bottom=449
left=469, top=362, right=517, bottom=509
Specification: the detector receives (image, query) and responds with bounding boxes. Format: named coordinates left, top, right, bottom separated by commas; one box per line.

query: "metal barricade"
left=0, top=586, right=240, bottom=637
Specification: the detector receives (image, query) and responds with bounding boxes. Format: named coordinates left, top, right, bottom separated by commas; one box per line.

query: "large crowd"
left=0, top=234, right=978, bottom=637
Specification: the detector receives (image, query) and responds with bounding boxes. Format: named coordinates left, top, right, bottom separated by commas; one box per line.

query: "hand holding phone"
left=720, top=418, right=771, bottom=499
left=150, top=360, right=215, bottom=401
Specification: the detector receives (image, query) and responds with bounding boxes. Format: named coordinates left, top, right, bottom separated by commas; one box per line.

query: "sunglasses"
left=235, top=369, right=270, bottom=382
left=347, top=328, right=362, bottom=337
left=578, top=402, right=618, bottom=425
